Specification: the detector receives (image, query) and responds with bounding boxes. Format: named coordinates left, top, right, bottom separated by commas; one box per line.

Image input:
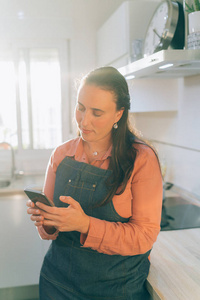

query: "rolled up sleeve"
left=81, top=145, right=163, bottom=256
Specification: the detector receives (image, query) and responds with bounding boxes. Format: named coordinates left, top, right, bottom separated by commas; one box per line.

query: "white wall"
left=0, top=0, right=125, bottom=174
left=0, top=0, right=98, bottom=95
left=0, top=0, right=125, bottom=98
left=130, top=75, right=200, bottom=198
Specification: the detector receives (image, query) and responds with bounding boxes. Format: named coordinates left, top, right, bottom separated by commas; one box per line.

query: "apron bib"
left=40, top=157, right=151, bottom=300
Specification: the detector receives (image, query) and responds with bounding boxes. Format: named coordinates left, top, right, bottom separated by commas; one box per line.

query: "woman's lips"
left=81, top=128, right=93, bottom=134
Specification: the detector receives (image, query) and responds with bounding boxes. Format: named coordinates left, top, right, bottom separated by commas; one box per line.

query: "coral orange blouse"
left=38, top=137, right=163, bottom=256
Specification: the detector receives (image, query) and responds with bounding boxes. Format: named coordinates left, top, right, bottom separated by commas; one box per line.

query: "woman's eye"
left=77, top=104, right=84, bottom=112
left=93, top=111, right=102, bottom=117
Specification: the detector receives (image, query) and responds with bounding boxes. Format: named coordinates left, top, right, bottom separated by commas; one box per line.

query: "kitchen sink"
left=0, top=180, right=11, bottom=188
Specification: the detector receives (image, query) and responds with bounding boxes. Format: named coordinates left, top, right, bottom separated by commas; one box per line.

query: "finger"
left=31, top=214, right=43, bottom=221
left=26, top=200, right=35, bottom=208
left=27, top=207, right=41, bottom=215
left=59, top=196, right=80, bottom=209
left=30, top=215, right=44, bottom=226
left=36, top=202, right=55, bottom=213
left=34, top=221, right=43, bottom=227
left=38, top=210, right=57, bottom=221
left=43, top=219, right=56, bottom=227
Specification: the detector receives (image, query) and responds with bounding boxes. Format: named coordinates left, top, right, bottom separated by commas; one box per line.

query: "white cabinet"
left=96, top=0, right=159, bottom=68
left=0, top=192, right=51, bottom=288
left=118, top=49, right=200, bottom=112
left=96, top=2, right=128, bottom=67
left=128, top=77, right=180, bottom=112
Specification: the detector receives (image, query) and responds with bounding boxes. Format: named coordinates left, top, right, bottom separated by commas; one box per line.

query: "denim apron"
left=39, top=157, right=151, bottom=300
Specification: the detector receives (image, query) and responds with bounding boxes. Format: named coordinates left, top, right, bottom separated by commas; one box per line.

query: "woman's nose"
left=81, top=111, right=90, bottom=126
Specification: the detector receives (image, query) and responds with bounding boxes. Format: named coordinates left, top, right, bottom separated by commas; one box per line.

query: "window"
left=0, top=47, right=63, bottom=149
left=0, top=41, right=70, bottom=173
left=0, top=55, right=17, bottom=146
left=19, top=48, right=62, bottom=149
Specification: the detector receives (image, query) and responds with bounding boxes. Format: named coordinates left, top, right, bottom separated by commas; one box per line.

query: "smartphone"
left=24, top=188, right=54, bottom=207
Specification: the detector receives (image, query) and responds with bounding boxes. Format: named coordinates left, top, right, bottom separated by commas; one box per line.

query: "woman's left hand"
left=35, top=196, right=90, bottom=234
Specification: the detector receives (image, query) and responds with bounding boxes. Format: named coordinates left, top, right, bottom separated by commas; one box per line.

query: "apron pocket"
left=64, top=179, right=97, bottom=210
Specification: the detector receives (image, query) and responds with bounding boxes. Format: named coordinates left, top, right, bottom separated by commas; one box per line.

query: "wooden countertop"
left=147, top=228, right=200, bottom=300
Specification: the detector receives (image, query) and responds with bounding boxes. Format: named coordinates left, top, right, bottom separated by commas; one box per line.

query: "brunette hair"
left=79, top=67, right=151, bottom=205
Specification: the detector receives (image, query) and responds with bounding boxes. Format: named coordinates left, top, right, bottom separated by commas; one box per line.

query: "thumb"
left=59, top=196, right=80, bottom=208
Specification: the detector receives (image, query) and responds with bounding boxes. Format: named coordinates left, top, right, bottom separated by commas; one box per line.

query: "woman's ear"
left=115, top=108, right=124, bottom=123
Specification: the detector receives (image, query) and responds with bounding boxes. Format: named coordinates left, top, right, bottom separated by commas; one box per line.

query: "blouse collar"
left=69, top=137, right=112, bottom=161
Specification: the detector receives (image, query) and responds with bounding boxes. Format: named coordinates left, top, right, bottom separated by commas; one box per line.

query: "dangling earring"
left=113, top=123, right=118, bottom=129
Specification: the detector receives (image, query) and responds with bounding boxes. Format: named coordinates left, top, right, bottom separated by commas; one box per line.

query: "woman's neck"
left=82, top=138, right=112, bottom=162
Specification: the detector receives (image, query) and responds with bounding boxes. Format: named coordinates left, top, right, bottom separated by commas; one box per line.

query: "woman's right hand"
left=26, top=200, right=57, bottom=234
left=26, top=200, right=44, bottom=227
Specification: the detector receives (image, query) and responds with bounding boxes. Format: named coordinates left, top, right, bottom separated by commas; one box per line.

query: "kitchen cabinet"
left=127, top=77, right=179, bottom=112
left=96, top=0, right=159, bottom=68
left=0, top=175, right=50, bottom=290
left=0, top=191, right=51, bottom=288
left=96, top=1, right=128, bottom=68
left=120, top=49, right=200, bottom=112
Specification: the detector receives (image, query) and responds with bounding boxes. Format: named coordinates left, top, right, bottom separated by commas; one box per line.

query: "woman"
left=27, top=66, right=163, bottom=300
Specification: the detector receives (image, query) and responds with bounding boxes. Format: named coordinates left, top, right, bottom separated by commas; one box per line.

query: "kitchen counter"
left=1, top=178, right=200, bottom=298
left=147, top=228, right=200, bottom=300
left=0, top=174, right=45, bottom=195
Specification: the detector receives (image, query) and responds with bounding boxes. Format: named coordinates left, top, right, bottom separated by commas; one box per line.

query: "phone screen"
left=24, top=188, right=54, bottom=207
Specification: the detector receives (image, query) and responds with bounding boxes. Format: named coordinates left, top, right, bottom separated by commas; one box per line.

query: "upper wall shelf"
left=118, top=49, right=200, bottom=79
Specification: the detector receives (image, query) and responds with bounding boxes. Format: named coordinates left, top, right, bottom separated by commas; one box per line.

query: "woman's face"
left=75, top=84, right=124, bottom=144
